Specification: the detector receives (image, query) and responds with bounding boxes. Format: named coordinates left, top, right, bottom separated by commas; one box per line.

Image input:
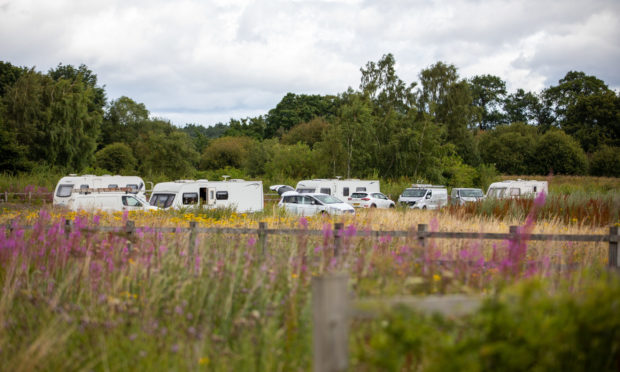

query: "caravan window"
left=319, top=188, right=331, bottom=195
left=216, top=191, right=228, bottom=200
left=182, top=193, right=199, bottom=205
left=108, top=184, right=118, bottom=189
left=126, top=184, right=139, bottom=193
left=150, top=194, right=175, bottom=208
left=356, top=187, right=366, bottom=192
left=487, top=188, right=506, bottom=198
left=343, top=187, right=350, bottom=196
left=122, top=196, right=143, bottom=207
left=80, top=184, right=90, bottom=194
left=510, top=188, right=520, bottom=196
left=56, top=184, right=73, bottom=197
left=297, top=188, right=315, bottom=194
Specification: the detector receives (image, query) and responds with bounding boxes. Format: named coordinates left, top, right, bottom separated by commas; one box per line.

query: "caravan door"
left=206, top=187, right=216, bottom=206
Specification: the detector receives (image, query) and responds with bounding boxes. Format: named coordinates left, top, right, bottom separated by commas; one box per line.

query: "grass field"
left=1, top=174, right=619, bottom=370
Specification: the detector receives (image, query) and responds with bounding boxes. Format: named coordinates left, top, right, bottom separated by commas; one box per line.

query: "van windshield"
left=460, top=189, right=483, bottom=197
left=313, top=195, right=343, bottom=204
left=150, top=193, right=175, bottom=208
left=402, top=189, right=426, bottom=197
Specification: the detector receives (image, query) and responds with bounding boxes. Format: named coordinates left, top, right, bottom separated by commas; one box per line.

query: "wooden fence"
left=4, top=219, right=619, bottom=371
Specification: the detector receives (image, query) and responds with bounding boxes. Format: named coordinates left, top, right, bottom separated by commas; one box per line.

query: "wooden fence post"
left=334, top=222, right=344, bottom=256
left=258, top=221, right=268, bottom=256
left=4, top=191, right=8, bottom=203
left=125, top=220, right=135, bottom=252
left=189, top=221, right=198, bottom=258
left=609, top=226, right=619, bottom=269
left=417, top=224, right=427, bottom=247
left=313, top=274, right=349, bottom=372
left=64, top=219, right=73, bottom=240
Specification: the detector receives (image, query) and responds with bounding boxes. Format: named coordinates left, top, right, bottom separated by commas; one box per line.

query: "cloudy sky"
left=1, top=0, right=619, bottom=127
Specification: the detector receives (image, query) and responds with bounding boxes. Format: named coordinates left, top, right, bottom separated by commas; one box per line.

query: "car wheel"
left=389, top=204, right=395, bottom=208
left=371, top=204, right=377, bottom=208
left=422, top=206, right=427, bottom=210
left=320, top=210, right=328, bottom=216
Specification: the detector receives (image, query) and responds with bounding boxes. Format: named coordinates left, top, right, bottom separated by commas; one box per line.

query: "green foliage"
left=225, top=116, right=267, bottom=140
left=100, top=96, right=149, bottom=148
left=0, top=124, right=31, bottom=173
left=199, top=136, right=256, bottom=170
left=534, top=129, right=588, bottom=175
left=264, top=142, right=320, bottom=179
left=280, top=117, right=329, bottom=149
left=479, top=122, right=539, bottom=174
left=503, top=88, right=543, bottom=126
left=0, top=61, right=27, bottom=97
left=474, top=163, right=499, bottom=190
left=135, top=125, right=199, bottom=179
left=469, top=74, right=507, bottom=129
left=589, top=146, right=620, bottom=177
left=563, top=90, right=620, bottom=152
left=1, top=70, right=102, bottom=171
left=182, top=123, right=229, bottom=153
left=94, top=142, right=138, bottom=174
left=354, top=275, right=620, bottom=371
left=265, top=93, right=339, bottom=137
left=440, top=155, right=477, bottom=187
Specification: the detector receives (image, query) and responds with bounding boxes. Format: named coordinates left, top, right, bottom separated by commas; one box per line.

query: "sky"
left=1, top=0, right=619, bottom=127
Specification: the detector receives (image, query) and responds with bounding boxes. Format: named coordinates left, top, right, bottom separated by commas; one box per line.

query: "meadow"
left=1, top=187, right=619, bottom=371
left=1, top=174, right=619, bottom=371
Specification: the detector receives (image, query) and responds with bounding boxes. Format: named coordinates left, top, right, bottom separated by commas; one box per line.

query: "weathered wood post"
left=333, top=222, right=344, bottom=256
left=125, top=220, right=135, bottom=252
left=188, top=221, right=198, bottom=258
left=258, top=221, right=268, bottom=256
left=28, top=192, right=32, bottom=203
left=313, top=274, right=349, bottom=372
left=4, top=191, right=8, bottom=203
left=609, top=226, right=619, bottom=269
left=417, top=223, right=428, bottom=247
left=64, top=219, right=73, bottom=240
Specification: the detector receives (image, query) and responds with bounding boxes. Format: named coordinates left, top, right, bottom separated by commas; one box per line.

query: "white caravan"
left=67, top=193, right=158, bottom=212
left=54, top=174, right=148, bottom=207
left=149, top=179, right=263, bottom=212
left=398, top=184, right=448, bottom=210
left=486, top=179, right=548, bottom=199
left=295, top=179, right=381, bottom=200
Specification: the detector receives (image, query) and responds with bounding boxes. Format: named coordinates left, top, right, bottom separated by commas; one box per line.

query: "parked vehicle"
left=450, top=188, right=485, bottom=205
left=347, top=192, right=395, bottom=209
left=269, top=185, right=295, bottom=195
left=149, top=179, right=263, bottom=212
left=294, top=179, right=380, bottom=200
left=66, top=193, right=157, bottom=212
left=486, top=179, right=548, bottom=199
left=278, top=191, right=355, bottom=216
left=398, top=184, right=448, bottom=210
left=54, top=174, right=148, bottom=207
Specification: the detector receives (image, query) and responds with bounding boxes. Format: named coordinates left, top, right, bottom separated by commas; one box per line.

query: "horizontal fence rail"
left=4, top=220, right=619, bottom=268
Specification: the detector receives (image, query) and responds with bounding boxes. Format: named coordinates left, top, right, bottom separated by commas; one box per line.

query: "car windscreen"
left=402, top=189, right=426, bottom=197
left=313, top=194, right=343, bottom=204
left=460, top=189, right=483, bottom=197
left=350, top=192, right=368, bottom=198
left=150, top=193, right=175, bottom=208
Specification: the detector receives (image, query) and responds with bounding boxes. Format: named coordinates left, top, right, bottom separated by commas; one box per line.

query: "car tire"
left=389, top=204, right=395, bottom=208
left=320, top=210, right=328, bottom=216
left=371, top=204, right=377, bottom=208
left=422, top=206, right=427, bottom=210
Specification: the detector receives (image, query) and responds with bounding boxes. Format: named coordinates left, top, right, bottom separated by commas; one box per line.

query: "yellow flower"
left=291, top=273, right=298, bottom=279
left=433, top=274, right=441, bottom=282
left=199, top=357, right=210, bottom=365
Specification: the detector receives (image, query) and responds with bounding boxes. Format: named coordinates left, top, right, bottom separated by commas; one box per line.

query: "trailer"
left=294, top=179, right=380, bottom=200
left=53, top=174, right=148, bottom=207
left=149, top=179, right=263, bottom=212
left=486, top=179, right=548, bottom=199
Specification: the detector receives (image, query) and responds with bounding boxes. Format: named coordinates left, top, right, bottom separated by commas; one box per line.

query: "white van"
left=486, top=180, right=548, bottom=199
left=67, top=193, right=157, bottom=212
left=54, top=174, right=147, bottom=207
left=450, top=188, right=485, bottom=205
left=149, top=179, right=263, bottom=212
left=294, top=179, right=380, bottom=200
left=398, top=184, right=448, bottom=210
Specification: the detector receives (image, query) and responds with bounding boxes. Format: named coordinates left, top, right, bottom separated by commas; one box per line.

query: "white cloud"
left=1, top=0, right=618, bottom=126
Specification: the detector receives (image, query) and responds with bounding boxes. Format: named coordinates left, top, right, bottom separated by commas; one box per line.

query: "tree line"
left=0, top=55, right=618, bottom=187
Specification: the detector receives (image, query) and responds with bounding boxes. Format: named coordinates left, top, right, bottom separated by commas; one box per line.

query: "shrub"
left=94, top=142, right=137, bottom=174
left=534, top=129, right=588, bottom=175
left=589, top=146, right=620, bottom=177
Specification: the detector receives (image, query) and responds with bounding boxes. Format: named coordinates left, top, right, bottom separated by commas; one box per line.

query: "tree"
left=563, top=90, right=620, bottom=153
left=199, top=136, right=255, bottom=170
left=589, top=146, right=620, bottom=177
left=281, top=117, right=330, bottom=149
left=469, top=74, right=507, bottom=130
left=226, top=116, right=267, bottom=140
left=0, top=61, right=27, bottom=97
left=95, top=142, right=137, bottom=174
left=1, top=70, right=102, bottom=170
left=478, top=122, right=539, bottom=174
left=334, top=92, right=374, bottom=178
left=0, top=124, right=31, bottom=173
left=48, top=63, right=106, bottom=110
left=101, top=96, right=149, bottom=147
left=264, top=143, right=320, bottom=179
left=503, top=89, right=541, bottom=125
left=265, top=93, right=338, bottom=138
left=533, top=129, right=587, bottom=175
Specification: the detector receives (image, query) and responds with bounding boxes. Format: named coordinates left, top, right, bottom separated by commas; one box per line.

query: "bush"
left=589, top=146, right=620, bottom=177
left=478, top=122, right=539, bottom=174
left=534, top=129, right=588, bottom=175
left=94, top=142, right=137, bottom=174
